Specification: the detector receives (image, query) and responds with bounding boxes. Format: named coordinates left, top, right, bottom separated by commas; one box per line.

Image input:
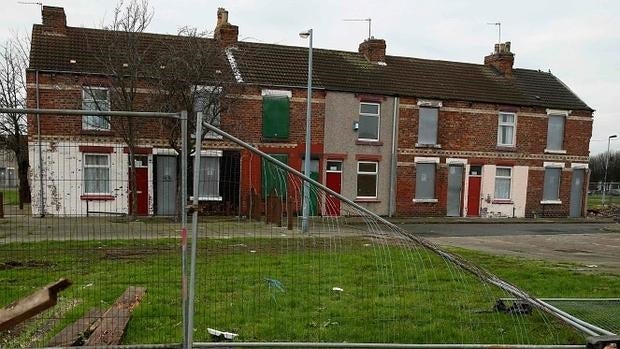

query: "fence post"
left=187, top=111, right=203, bottom=348
left=0, top=192, right=4, bottom=219
left=180, top=111, right=190, bottom=349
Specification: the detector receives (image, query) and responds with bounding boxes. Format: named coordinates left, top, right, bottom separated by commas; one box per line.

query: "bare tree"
left=590, top=150, right=620, bottom=183
left=153, top=26, right=242, bottom=219
left=0, top=34, right=31, bottom=209
left=84, top=0, right=156, bottom=218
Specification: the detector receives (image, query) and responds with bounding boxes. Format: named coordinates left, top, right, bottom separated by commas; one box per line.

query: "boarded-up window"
left=262, top=154, right=288, bottom=197
left=198, top=156, right=220, bottom=199
left=415, top=163, right=436, bottom=199
left=262, top=96, right=290, bottom=139
left=357, top=161, right=378, bottom=198
left=418, top=107, right=438, bottom=145
left=546, top=115, right=565, bottom=151
left=543, top=167, right=562, bottom=201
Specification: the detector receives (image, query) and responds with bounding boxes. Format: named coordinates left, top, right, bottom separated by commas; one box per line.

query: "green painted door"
left=262, top=154, right=288, bottom=198
left=302, top=159, right=319, bottom=216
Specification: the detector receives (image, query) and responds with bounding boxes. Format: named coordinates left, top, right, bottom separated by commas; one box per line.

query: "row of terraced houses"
left=26, top=6, right=593, bottom=218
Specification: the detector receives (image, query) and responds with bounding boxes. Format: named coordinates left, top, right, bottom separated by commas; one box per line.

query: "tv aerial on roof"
left=17, top=1, right=43, bottom=9
left=487, top=22, right=502, bottom=45
left=343, top=18, right=372, bottom=40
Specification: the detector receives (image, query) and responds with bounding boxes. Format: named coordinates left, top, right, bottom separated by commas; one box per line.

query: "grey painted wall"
left=324, top=92, right=395, bottom=215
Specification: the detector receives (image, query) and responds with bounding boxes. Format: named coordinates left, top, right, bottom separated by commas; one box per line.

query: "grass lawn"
left=587, top=194, right=620, bottom=209
left=1, top=237, right=618, bottom=346
left=0, top=189, right=19, bottom=205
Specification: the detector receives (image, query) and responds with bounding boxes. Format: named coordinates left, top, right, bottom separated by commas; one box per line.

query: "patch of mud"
left=0, top=260, right=55, bottom=270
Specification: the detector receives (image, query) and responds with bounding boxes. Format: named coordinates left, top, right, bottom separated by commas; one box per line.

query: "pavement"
left=396, top=223, right=620, bottom=274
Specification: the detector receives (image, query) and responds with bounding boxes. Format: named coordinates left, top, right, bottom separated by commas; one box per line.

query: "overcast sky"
left=1, top=0, right=618, bottom=155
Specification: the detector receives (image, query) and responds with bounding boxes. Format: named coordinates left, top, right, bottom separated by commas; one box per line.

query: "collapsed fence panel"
left=0, top=108, right=605, bottom=347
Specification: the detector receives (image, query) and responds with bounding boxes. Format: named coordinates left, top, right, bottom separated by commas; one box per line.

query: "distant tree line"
left=589, top=150, right=620, bottom=182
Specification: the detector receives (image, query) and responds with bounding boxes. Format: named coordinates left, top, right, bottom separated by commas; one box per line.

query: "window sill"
left=544, top=149, right=567, bottom=154
left=189, top=196, right=223, bottom=202
left=415, top=143, right=441, bottom=149
left=413, top=199, right=438, bottom=203
left=261, top=137, right=289, bottom=143
left=81, top=129, right=112, bottom=136
left=540, top=200, right=562, bottom=205
left=496, top=145, right=517, bottom=152
left=354, top=198, right=380, bottom=203
left=81, top=195, right=115, bottom=201
left=492, top=199, right=513, bottom=204
left=356, top=140, right=383, bottom=146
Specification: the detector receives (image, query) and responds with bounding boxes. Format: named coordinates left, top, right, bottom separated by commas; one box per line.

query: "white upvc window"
left=83, top=154, right=110, bottom=194
left=358, top=102, right=380, bottom=141
left=497, top=112, right=516, bottom=146
left=494, top=167, right=512, bottom=200
left=356, top=161, right=378, bottom=198
left=82, top=87, right=111, bottom=130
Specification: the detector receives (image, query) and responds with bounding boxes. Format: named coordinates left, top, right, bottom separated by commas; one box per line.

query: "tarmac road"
left=397, top=223, right=620, bottom=273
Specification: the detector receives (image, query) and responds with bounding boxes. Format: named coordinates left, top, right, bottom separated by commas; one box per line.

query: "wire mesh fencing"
left=0, top=109, right=602, bottom=347
left=0, top=110, right=188, bottom=347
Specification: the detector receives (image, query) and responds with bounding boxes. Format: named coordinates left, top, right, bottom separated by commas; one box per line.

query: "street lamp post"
left=300, top=29, right=313, bottom=234
left=602, top=134, right=618, bottom=206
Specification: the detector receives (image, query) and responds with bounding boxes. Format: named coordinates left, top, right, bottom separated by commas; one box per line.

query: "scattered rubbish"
left=322, top=319, right=339, bottom=327
left=280, top=233, right=287, bottom=237
left=83, top=283, right=93, bottom=288
left=586, top=264, right=598, bottom=268
left=249, top=250, right=256, bottom=253
left=265, top=278, right=285, bottom=303
left=207, top=327, right=238, bottom=341
left=363, top=243, right=370, bottom=247
left=493, top=299, right=532, bottom=315
left=332, top=287, right=343, bottom=292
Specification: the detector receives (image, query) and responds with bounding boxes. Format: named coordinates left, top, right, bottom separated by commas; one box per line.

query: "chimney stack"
left=214, top=8, right=238, bottom=48
left=359, top=38, right=386, bottom=64
left=42, top=6, right=66, bottom=35
left=484, top=41, right=514, bottom=76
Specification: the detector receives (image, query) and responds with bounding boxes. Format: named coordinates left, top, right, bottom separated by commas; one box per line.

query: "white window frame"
left=497, top=112, right=516, bottom=147
left=82, top=87, right=111, bottom=131
left=83, top=153, right=111, bottom=195
left=358, top=102, right=381, bottom=142
left=494, top=166, right=512, bottom=200
left=356, top=161, right=378, bottom=199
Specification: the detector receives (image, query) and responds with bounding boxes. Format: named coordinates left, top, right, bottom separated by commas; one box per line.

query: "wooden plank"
left=85, top=286, right=146, bottom=346
left=0, top=278, right=71, bottom=331
left=46, top=308, right=103, bottom=347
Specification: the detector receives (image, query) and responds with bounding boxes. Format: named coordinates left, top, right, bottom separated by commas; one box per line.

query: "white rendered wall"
left=479, top=165, right=528, bottom=218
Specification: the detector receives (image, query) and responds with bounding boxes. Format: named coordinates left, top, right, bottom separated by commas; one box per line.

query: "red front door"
left=467, top=165, right=482, bottom=217
left=129, top=156, right=149, bottom=216
left=325, top=161, right=342, bottom=216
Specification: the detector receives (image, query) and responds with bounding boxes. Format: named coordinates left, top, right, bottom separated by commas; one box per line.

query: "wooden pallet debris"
left=46, top=308, right=103, bottom=347
left=84, top=286, right=146, bottom=346
left=0, top=278, right=72, bottom=331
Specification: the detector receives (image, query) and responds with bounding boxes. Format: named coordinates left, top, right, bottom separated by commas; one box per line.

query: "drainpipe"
left=35, top=70, right=44, bottom=217
left=388, top=96, right=399, bottom=217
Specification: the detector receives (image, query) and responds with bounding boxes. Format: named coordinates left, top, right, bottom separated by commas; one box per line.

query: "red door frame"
left=129, top=159, right=149, bottom=216
left=325, top=160, right=342, bottom=216
left=467, top=166, right=482, bottom=217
